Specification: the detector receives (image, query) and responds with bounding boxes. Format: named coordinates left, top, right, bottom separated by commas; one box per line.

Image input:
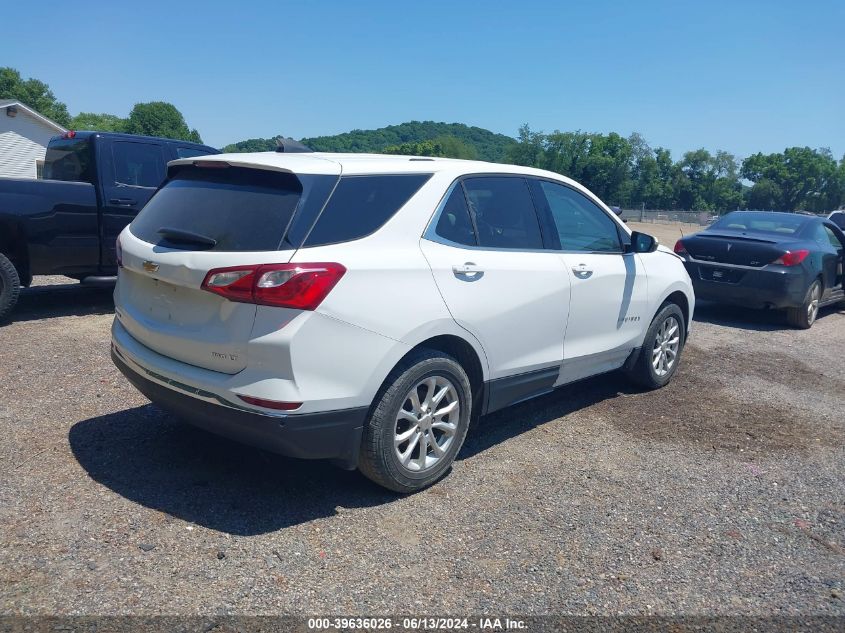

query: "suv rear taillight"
left=201, top=263, right=346, bottom=310
left=772, top=250, right=809, bottom=267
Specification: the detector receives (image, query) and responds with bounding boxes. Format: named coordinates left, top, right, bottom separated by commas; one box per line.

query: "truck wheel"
left=358, top=349, right=472, bottom=493
left=786, top=280, right=821, bottom=329
left=626, top=302, right=686, bottom=390
left=0, top=253, right=21, bottom=323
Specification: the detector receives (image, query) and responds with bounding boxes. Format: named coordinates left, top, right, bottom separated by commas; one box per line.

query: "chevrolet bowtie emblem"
left=143, top=260, right=160, bottom=273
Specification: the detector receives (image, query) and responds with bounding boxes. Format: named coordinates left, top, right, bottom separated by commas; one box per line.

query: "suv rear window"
left=304, top=174, right=432, bottom=247
left=43, top=138, right=95, bottom=183
left=130, top=166, right=336, bottom=252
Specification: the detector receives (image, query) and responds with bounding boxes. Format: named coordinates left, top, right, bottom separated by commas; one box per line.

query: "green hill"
left=222, top=121, right=516, bottom=162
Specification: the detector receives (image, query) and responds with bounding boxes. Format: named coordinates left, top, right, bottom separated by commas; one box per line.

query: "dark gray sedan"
left=674, top=211, right=845, bottom=328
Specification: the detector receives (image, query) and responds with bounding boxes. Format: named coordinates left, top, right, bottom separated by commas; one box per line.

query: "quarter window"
left=304, top=174, right=431, bottom=247
left=537, top=181, right=621, bottom=253
left=435, top=186, right=477, bottom=246
left=462, top=177, right=543, bottom=250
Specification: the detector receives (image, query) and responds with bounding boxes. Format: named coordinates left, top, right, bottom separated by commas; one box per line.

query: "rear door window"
left=304, top=174, right=431, bottom=247
left=462, top=177, right=543, bottom=250
left=130, top=166, right=335, bottom=252
left=112, top=141, right=165, bottom=188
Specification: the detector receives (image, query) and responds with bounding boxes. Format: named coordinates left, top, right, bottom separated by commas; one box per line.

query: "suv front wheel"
left=358, top=349, right=472, bottom=493
left=626, top=302, right=686, bottom=389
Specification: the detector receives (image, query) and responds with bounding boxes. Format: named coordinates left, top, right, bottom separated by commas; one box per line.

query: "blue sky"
left=2, top=0, right=843, bottom=159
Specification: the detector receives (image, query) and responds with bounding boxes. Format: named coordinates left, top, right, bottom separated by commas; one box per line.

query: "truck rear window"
left=43, top=138, right=95, bottom=183
left=129, top=166, right=336, bottom=252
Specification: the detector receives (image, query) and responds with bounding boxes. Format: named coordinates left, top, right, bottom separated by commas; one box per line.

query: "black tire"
left=0, top=253, right=21, bottom=323
left=626, top=302, right=686, bottom=390
left=786, top=280, right=821, bottom=329
left=358, top=349, right=472, bottom=493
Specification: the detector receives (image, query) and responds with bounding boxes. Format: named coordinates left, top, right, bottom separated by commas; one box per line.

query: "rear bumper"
left=111, top=347, right=367, bottom=469
left=684, top=262, right=807, bottom=309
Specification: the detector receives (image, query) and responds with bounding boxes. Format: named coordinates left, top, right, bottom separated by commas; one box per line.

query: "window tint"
left=304, top=174, right=431, bottom=247
left=824, top=225, right=843, bottom=249
left=711, top=212, right=806, bottom=235
left=130, top=166, right=335, bottom=252
left=175, top=146, right=215, bottom=159
left=462, top=177, right=543, bottom=250
left=112, top=141, right=165, bottom=187
left=43, top=138, right=94, bottom=183
left=538, top=181, right=621, bottom=252
left=435, top=186, right=477, bottom=246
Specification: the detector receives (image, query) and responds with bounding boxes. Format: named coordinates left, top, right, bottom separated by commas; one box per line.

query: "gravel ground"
left=0, top=275, right=843, bottom=616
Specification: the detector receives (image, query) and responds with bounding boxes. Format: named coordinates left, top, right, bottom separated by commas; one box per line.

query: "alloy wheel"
left=807, top=284, right=820, bottom=325
left=393, top=375, right=460, bottom=472
left=652, top=315, right=680, bottom=377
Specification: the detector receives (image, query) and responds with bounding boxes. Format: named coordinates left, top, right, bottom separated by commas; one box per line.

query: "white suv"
left=111, top=152, right=694, bottom=492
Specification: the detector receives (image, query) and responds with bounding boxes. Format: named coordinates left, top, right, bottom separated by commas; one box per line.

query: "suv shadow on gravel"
left=68, top=405, right=397, bottom=536
left=68, top=375, right=639, bottom=535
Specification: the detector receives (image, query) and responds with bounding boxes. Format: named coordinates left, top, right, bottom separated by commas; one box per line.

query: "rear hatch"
left=683, top=231, right=796, bottom=268
left=116, top=161, right=339, bottom=374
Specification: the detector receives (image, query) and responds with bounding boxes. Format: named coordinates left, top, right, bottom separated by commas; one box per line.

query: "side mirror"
left=628, top=231, right=658, bottom=253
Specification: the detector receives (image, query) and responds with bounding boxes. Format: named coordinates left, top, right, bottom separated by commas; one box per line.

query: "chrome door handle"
left=452, top=262, right=482, bottom=275
left=572, top=263, right=593, bottom=278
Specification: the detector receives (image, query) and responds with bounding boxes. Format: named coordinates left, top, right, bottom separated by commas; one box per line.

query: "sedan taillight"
left=201, top=262, right=346, bottom=310
left=673, top=240, right=687, bottom=256
left=771, top=250, right=809, bottom=267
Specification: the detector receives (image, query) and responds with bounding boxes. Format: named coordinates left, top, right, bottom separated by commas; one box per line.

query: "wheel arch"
left=0, top=220, right=31, bottom=285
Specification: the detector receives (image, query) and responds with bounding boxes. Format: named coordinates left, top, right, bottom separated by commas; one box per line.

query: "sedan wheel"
left=787, top=280, right=822, bottom=329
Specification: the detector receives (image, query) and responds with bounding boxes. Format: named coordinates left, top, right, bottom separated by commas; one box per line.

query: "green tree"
left=123, top=102, right=202, bottom=143
left=742, top=147, right=841, bottom=211
left=0, top=67, right=71, bottom=126
left=746, top=178, right=783, bottom=210
left=69, top=112, right=126, bottom=132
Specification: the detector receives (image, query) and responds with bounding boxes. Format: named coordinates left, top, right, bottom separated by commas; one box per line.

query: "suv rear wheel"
left=0, top=253, right=21, bottom=323
left=358, top=349, right=472, bottom=493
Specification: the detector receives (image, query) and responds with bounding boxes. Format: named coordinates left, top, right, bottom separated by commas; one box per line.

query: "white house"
left=0, top=100, right=67, bottom=179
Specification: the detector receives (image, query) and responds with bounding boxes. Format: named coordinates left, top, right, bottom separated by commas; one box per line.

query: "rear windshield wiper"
left=157, top=227, right=218, bottom=248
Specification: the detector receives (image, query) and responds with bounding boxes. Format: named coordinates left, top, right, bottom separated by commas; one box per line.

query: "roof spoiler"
left=275, top=137, right=313, bottom=153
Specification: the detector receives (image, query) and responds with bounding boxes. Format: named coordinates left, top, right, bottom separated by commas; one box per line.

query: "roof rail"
left=275, top=137, right=313, bottom=153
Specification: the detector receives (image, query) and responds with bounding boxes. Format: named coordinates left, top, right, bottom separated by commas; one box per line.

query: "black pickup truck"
left=0, top=131, right=218, bottom=320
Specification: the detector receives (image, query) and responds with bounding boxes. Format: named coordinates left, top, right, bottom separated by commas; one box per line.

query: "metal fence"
left=618, top=209, right=714, bottom=226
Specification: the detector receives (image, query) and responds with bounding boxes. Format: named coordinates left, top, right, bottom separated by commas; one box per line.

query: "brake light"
left=116, top=235, right=123, bottom=268
left=201, top=262, right=346, bottom=310
left=673, top=240, right=687, bottom=255
left=772, top=250, right=809, bottom=266
left=237, top=395, right=302, bottom=411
